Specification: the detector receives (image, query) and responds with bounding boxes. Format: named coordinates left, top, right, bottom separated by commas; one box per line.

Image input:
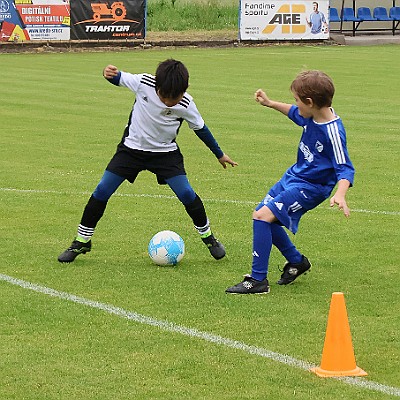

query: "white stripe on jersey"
left=327, top=121, right=346, bottom=164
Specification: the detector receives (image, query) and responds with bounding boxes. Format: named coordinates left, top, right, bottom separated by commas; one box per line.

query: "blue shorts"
left=256, top=176, right=330, bottom=234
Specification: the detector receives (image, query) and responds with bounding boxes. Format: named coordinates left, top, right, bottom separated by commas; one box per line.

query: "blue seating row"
left=329, top=6, right=400, bottom=35
left=330, top=7, right=400, bottom=22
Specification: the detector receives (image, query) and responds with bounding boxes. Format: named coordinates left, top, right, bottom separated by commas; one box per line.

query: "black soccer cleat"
left=201, top=234, right=226, bottom=260
left=58, top=239, right=92, bottom=263
left=276, top=255, right=311, bottom=285
left=226, top=274, right=270, bottom=294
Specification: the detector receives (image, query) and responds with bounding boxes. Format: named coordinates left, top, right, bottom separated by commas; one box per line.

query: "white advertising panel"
left=239, top=0, right=330, bottom=40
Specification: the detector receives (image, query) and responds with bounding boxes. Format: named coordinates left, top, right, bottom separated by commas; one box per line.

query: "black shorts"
left=106, top=143, right=186, bottom=184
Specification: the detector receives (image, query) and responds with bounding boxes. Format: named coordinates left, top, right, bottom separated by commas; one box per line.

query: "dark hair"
left=155, top=59, right=189, bottom=99
left=290, top=70, right=335, bottom=108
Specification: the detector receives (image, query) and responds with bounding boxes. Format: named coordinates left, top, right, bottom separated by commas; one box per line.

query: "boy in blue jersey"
left=58, top=59, right=237, bottom=263
left=226, top=70, right=354, bottom=294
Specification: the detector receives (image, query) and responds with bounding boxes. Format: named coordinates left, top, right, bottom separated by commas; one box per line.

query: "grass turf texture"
left=146, top=0, right=238, bottom=31
left=1, top=45, right=399, bottom=399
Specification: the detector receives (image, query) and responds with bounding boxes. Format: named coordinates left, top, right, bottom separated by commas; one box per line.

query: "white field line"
left=1, top=187, right=399, bottom=216
left=1, top=273, right=400, bottom=397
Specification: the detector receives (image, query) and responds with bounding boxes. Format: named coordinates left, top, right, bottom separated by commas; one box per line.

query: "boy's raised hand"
left=103, top=65, right=119, bottom=79
left=218, top=154, right=238, bottom=169
left=254, top=89, right=271, bottom=107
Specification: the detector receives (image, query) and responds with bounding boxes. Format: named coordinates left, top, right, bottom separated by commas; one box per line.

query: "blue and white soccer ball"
left=148, top=230, right=185, bottom=266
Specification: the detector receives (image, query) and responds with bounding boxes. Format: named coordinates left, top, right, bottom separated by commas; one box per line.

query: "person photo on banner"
left=306, top=2, right=328, bottom=34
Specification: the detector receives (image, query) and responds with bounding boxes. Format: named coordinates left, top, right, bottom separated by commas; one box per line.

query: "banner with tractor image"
left=1, top=0, right=144, bottom=41
left=71, top=0, right=144, bottom=40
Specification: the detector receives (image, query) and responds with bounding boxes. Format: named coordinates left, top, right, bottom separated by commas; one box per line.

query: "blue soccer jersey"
left=259, top=105, right=355, bottom=234
left=286, top=105, right=355, bottom=194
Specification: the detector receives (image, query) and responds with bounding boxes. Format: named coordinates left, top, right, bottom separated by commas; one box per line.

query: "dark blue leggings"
left=92, top=170, right=196, bottom=205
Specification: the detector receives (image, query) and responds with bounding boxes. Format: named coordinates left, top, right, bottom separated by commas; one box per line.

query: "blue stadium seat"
left=357, top=7, right=377, bottom=21
left=373, top=7, right=393, bottom=21
left=342, top=8, right=361, bottom=22
left=390, top=6, right=400, bottom=34
left=329, top=7, right=341, bottom=22
left=389, top=7, right=400, bottom=21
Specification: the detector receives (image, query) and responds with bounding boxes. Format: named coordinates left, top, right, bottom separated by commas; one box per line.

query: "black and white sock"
left=76, top=224, right=94, bottom=242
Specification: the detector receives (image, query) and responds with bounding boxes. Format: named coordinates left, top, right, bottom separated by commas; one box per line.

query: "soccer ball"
left=148, top=230, right=185, bottom=266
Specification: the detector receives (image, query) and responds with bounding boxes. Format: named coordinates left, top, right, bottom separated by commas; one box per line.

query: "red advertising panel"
left=71, top=0, right=145, bottom=40
left=0, top=0, right=69, bottom=42
left=16, top=0, right=70, bottom=40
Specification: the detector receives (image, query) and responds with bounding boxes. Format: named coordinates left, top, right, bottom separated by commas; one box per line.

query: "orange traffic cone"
left=311, top=292, right=367, bottom=377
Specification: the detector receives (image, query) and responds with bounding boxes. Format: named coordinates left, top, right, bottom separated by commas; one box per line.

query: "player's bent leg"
left=93, top=170, right=125, bottom=202
left=58, top=171, right=124, bottom=263
left=186, top=197, right=226, bottom=260
left=165, top=174, right=196, bottom=205
left=58, top=195, right=107, bottom=263
left=226, top=218, right=272, bottom=294
left=271, top=223, right=303, bottom=264
left=166, top=176, right=226, bottom=260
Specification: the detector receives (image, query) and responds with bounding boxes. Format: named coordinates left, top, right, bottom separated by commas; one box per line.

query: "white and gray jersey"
left=118, top=71, right=205, bottom=152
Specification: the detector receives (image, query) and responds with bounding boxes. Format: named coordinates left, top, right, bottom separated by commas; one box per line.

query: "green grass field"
left=1, top=44, right=400, bottom=399
left=146, top=0, right=238, bottom=31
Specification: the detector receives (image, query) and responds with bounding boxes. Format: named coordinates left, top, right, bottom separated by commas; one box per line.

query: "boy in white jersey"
left=58, top=59, right=237, bottom=263
left=226, top=70, right=354, bottom=294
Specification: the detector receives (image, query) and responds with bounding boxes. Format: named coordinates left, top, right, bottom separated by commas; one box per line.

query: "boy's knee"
left=179, top=188, right=196, bottom=205
left=253, top=209, right=264, bottom=220
left=253, top=206, right=276, bottom=223
left=93, top=183, right=112, bottom=202
left=92, top=170, right=124, bottom=202
left=166, top=175, right=196, bottom=205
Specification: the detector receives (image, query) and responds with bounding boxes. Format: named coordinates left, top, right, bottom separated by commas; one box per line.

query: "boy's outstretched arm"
left=194, top=125, right=238, bottom=169
left=255, top=89, right=292, bottom=116
left=330, top=179, right=351, bottom=218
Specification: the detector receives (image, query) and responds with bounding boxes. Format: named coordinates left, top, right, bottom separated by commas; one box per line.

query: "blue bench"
left=329, top=6, right=400, bottom=36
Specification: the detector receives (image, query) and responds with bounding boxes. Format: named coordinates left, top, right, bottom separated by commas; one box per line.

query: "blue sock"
left=271, top=223, right=302, bottom=264
left=251, top=220, right=272, bottom=281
